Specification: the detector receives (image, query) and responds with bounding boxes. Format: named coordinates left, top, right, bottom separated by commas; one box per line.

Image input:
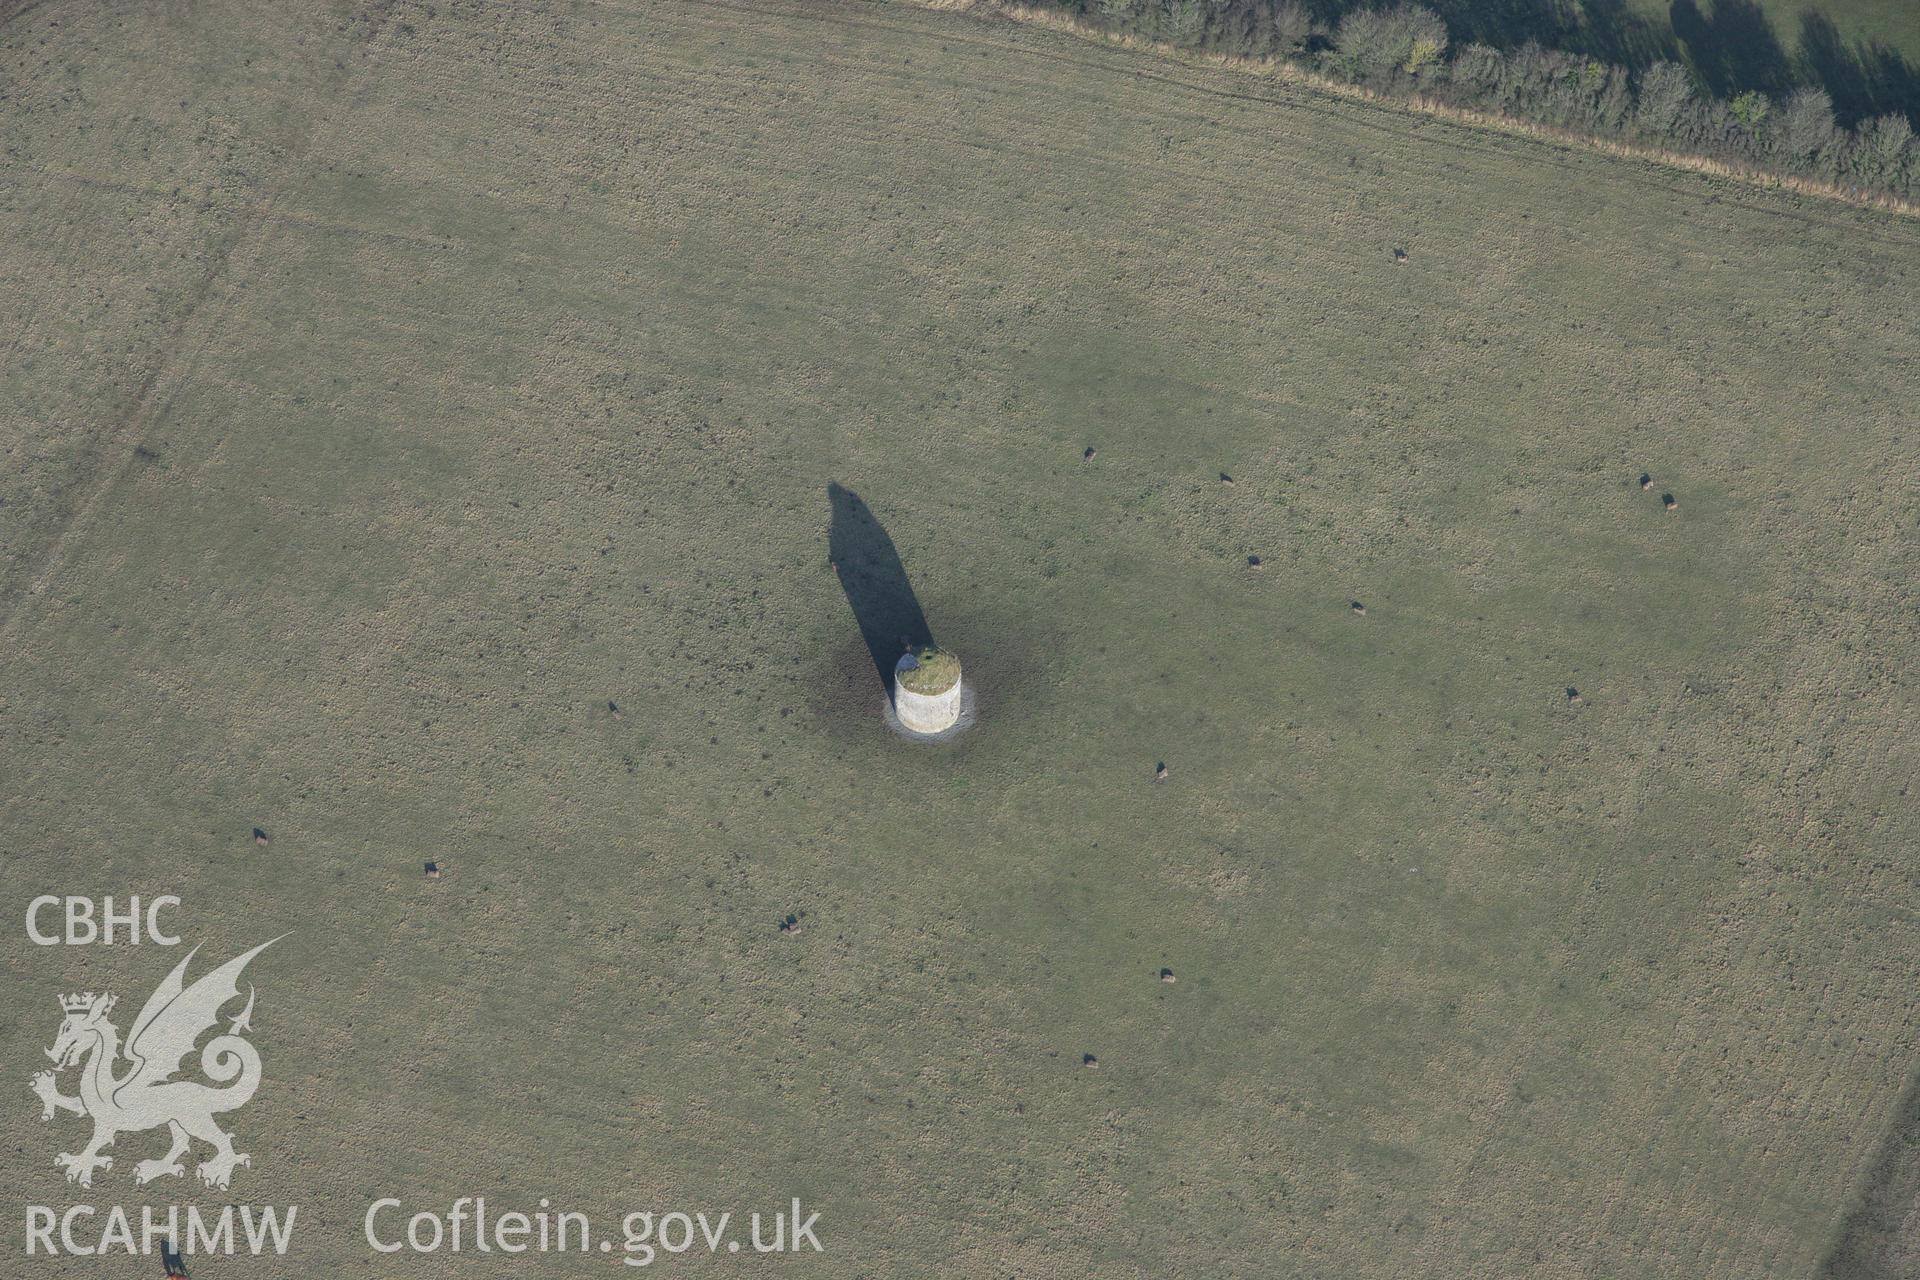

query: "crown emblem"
left=60, top=992, right=113, bottom=1015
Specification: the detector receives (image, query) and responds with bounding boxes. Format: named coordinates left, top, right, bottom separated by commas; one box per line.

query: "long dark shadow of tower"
left=828, top=483, right=933, bottom=690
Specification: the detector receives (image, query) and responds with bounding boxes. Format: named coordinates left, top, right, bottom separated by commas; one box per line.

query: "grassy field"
left=1354, top=0, right=1920, bottom=129
left=1639, top=0, right=1920, bottom=124
left=3, top=0, right=1918, bottom=1276
left=1638, top=0, right=1920, bottom=69
left=1430, top=0, right=1920, bottom=73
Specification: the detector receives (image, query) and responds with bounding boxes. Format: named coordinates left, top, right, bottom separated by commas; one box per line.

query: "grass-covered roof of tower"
left=897, top=645, right=960, bottom=696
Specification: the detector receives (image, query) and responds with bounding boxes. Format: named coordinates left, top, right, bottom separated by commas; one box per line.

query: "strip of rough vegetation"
left=935, top=0, right=1916, bottom=213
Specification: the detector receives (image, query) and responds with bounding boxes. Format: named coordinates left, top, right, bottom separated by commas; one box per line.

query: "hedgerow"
left=1056, top=1, right=1915, bottom=203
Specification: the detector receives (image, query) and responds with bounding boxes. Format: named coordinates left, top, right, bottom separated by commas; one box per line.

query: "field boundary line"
left=0, top=0, right=404, bottom=641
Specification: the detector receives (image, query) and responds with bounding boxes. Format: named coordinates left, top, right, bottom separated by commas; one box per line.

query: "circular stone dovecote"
left=893, top=646, right=962, bottom=735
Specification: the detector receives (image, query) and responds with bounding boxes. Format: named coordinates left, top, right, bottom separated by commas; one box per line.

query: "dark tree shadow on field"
left=1661, top=2, right=1917, bottom=126
left=1822, top=1066, right=1920, bottom=1278
left=1799, top=13, right=1920, bottom=127
left=1578, top=0, right=1680, bottom=69
left=828, top=484, right=932, bottom=691
left=1302, top=0, right=1673, bottom=63
left=1425, top=0, right=1575, bottom=48
left=1303, top=0, right=1916, bottom=124
left=1670, top=0, right=1794, bottom=97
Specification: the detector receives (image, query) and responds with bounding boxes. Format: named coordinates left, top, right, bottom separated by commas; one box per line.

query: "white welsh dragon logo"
left=30, top=939, right=280, bottom=1190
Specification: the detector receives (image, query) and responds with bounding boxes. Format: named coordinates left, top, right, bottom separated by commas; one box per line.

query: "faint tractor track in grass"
left=0, top=0, right=404, bottom=637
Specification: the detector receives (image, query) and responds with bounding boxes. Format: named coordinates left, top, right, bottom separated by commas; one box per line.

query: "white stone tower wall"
left=894, top=662, right=963, bottom=735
